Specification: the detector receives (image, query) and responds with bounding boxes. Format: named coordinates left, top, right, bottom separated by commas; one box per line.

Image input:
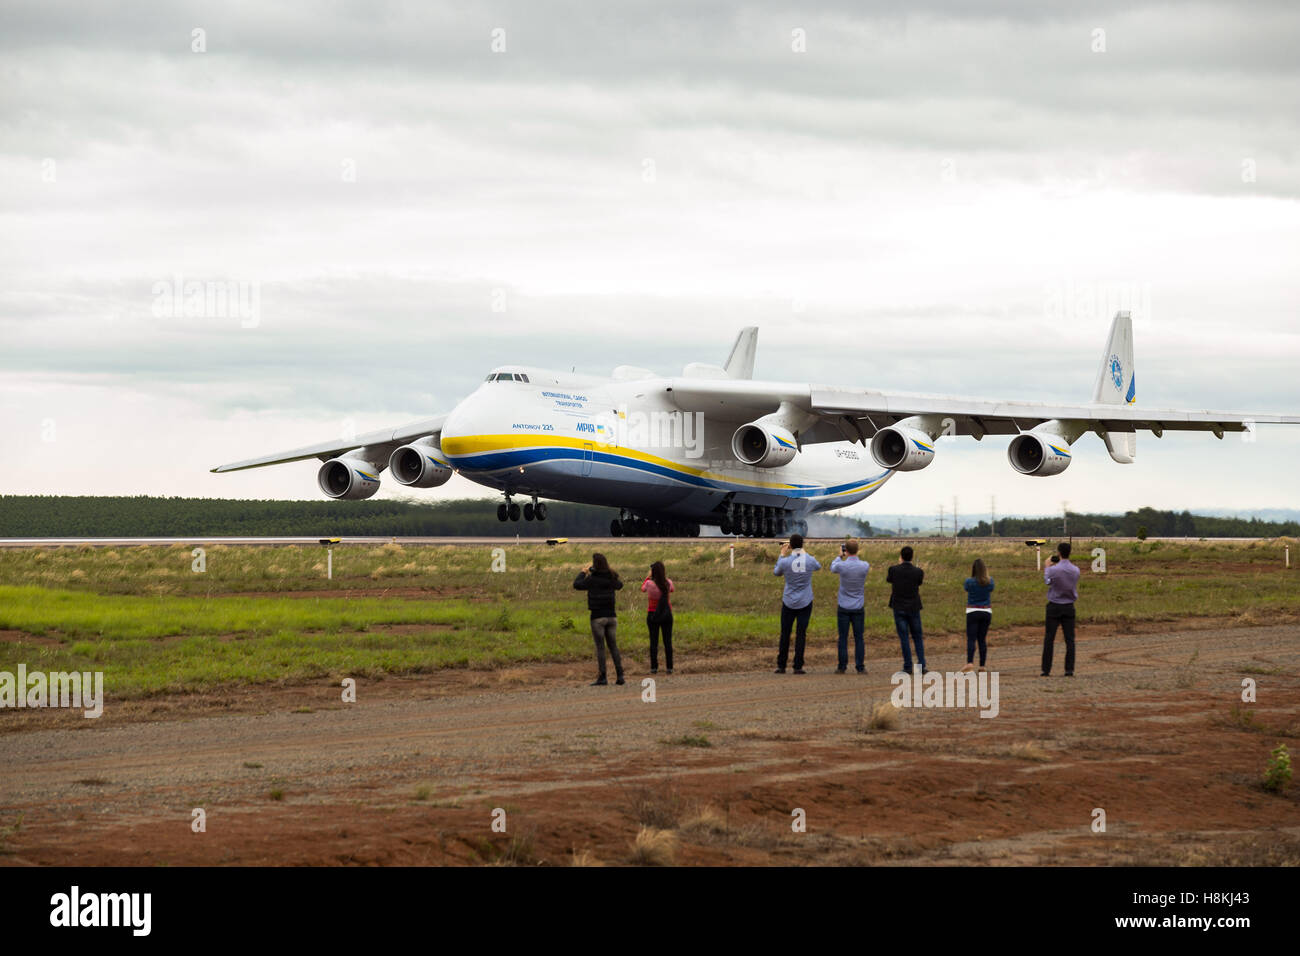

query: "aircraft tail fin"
left=1091, top=311, right=1137, bottom=463
left=724, top=326, right=758, bottom=379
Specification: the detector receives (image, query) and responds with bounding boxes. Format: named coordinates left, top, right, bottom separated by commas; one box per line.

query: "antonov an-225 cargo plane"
left=213, top=312, right=1298, bottom=538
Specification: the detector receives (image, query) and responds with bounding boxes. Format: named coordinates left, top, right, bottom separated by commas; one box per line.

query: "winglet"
left=724, top=327, right=758, bottom=379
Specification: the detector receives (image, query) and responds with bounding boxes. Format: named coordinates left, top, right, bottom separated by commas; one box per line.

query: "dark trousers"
left=836, top=607, right=865, bottom=671
left=777, top=602, right=812, bottom=670
left=966, top=611, right=991, bottom=665
left=1042, top=602, right=1076, bottom=675
left=591, top=616, right=623, bottom=680
left=893, top=610, right=926, bottom=673
left=647, top=610, right=674, bottom=671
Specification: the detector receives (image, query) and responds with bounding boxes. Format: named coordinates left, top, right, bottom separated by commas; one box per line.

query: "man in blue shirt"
left=1042, top=541, right=1082, bottom=676
left=773, top=533, right=821, bottom=674
left=830, top=540, right=870, bottom=674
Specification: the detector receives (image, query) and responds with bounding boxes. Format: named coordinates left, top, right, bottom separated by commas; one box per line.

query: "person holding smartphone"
left=574, top=553, right=625, bottom=686
left=773, top=533, right=821, bottom=674
left=830, top=540, right=870, bottom=674
left=641, top=560, right=675, bottom=674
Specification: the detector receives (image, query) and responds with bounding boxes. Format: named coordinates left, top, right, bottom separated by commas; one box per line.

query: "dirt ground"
left=2, top=618, right=1298, bottom=866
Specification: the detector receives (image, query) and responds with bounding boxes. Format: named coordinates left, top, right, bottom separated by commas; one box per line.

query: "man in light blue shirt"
left=773, top=533, right=821, bottom=674
left=830, top=540, right=870, bottom=673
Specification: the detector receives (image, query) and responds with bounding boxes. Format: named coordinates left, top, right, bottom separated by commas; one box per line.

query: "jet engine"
left=317, top=456, right=382, bottom=499
left=731, top=421, right=799, bottom=468
left=869, top=425, right=936, bottom=472
left=1008, top=433, right=1073, bottom=476
left=388, top=440, right=453, bottom=488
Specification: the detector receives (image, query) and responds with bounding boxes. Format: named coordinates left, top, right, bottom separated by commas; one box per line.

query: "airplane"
left=212, top=312, right=1299, bottom=538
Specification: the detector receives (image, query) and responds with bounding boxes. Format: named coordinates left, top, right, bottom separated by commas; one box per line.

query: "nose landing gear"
left=499, top=495, right=548, bottom=523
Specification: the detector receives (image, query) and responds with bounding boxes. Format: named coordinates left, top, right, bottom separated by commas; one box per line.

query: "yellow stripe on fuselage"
left=441, top=432, right=864, bottom=494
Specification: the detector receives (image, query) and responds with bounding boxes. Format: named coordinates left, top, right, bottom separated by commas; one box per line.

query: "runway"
left=0, top=535, right=1279, bottom=548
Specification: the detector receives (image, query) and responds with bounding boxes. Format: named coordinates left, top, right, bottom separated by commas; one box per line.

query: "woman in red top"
left=641, top=560, right=676, bottom=674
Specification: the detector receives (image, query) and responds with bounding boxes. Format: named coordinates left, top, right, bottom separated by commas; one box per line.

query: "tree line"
left=957, top=506, right=1299, bottom=539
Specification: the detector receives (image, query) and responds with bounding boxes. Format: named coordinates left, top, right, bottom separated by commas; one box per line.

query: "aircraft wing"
left=666, top=378, right=1300, bottom=441
left=210, top=416, right=447, bottom=473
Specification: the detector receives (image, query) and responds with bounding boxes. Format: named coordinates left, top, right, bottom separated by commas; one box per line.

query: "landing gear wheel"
left=523, top=503, right=535, bottom=521
left=535, top=502, right=548, bottom=521
left=610, top=518, right=623, bottom=537
left=720, top=517, right=732, bottom=535
left=508, top=502, right=521, bottom=521
left=497, top=504, right=509, bottom=522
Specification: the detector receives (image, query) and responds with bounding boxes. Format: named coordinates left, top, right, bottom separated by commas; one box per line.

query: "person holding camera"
left=773, top=533, right=821, bottom=674
left=641, top=560, right=675, bottom=674
left=574, top=553, right=625, bottom=686
left=830, top=540, right=870, bottom=674
left=1042, top=542, right=1081, bottom=677
left=887, top=546, right=927, bottom=675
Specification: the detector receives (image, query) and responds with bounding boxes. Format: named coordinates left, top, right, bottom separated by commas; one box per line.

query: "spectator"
left=773, top=533, right=821, bottom=674
left=641, top=560, right=675, bottom=674
left=830, top=540, right=871, bottom=674
left=886, top=546, right=927, bottom=675
left=962, top=558, right=994, bottom=673
left=1042, top=542, right=1081, bottom=677
left=574, top=553, right=625, bottom=686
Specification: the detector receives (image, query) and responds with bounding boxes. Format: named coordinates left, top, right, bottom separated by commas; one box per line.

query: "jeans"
left=647, top=609, right=674, bottom=671
left=893, top=609, right=926, bottom=673
left=836, top=607, right=865, bottom=671
left=591, top=616, right=623, bottom=680
left=966, top=610, right=991, bottom=665
left=1042, top=602, right=1076, bottom=675
left=777, top=602, right=812, bottom=670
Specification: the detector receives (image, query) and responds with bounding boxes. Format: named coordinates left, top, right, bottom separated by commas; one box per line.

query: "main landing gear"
left=497, top=495, right=548, bottom=522
left=718, top=503, right=806, bottom=538
left=610, top=509, right=700, bottom=538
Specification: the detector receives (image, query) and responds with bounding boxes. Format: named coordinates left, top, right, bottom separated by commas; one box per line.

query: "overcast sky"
left=2, top=0, right=1298, bottom=520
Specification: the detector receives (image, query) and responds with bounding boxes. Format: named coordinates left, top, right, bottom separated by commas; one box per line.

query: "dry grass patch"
left=630, top=827, right=678, bottom=866
left=856, top=699, right=901, bottom=733
left=1007, top=741, right=1052, bottom=762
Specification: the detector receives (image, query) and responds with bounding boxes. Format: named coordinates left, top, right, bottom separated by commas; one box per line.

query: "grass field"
left=0, top=538, right=1296, bottom=698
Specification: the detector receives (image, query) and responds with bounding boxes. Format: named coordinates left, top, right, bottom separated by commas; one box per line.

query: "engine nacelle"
left=388, top=441, right=452, bottom=488
left=317, top=456, right=382, bottom=500
left=1008, top=433, right=1073, bottom=477
left=870, top=426, right=936, bottom=472
left=731, top=422, right=798, bottom=468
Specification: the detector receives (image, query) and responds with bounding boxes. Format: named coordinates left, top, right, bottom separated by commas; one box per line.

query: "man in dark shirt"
left=886, top=546, right=927, bottom=675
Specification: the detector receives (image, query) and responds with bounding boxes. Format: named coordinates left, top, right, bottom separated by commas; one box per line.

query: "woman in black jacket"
left=574, top=552, right=625, bottom=686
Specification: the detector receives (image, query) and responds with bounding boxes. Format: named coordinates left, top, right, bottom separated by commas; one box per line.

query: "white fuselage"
left=438, top=365, right=892, bottom=524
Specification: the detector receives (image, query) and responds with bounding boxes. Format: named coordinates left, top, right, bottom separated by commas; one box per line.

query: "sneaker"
left=1064, top=672, right=1074, bottom=677
left=1039, top=672, right=1050, bottom=677
left=793, top=668, right=806, bottom=675
left=666, top=668, right=673, bottom=674
left=835, top=668, right=846, bottom=674
left=921, top=667, right=930, bottom=675
left=650, top=668, right=658, bottom=674
left=615, top=676, right=625, bottom=685
left=774, top=668, right=787, bottom=674
left=856, top=668, right=866, bottom=674
left=591, top=679, right=608, bottom=686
